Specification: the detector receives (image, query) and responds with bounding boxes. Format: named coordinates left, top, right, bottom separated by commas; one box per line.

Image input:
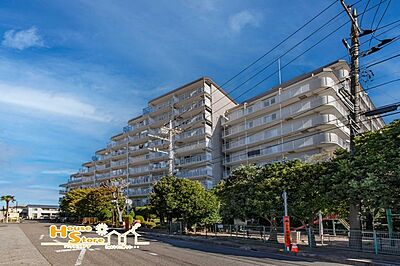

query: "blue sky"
left=0, top=0, right=399, bottom=206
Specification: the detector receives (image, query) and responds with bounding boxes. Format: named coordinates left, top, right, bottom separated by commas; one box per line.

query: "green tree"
left=60, top=187, right=114, bottom=221
left=150, top=176, right=221, bottom=231
left=1, top=195, right=15, bottom=223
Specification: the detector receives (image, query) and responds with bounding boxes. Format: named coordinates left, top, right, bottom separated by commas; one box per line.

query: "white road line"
left=55, top=249, right=78, bottom=253
left=39, top=235, right=44, bottom=240
left=75, top=249, right=86, bottom=266
left=149, top=252, right=158, bottom=256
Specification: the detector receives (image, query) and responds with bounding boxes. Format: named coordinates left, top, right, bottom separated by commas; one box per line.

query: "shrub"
left=143, top=221, right=156, bottom=229
left=135, top=215, right=145, bottom=224
left=123, top=214, right=134, bottom=225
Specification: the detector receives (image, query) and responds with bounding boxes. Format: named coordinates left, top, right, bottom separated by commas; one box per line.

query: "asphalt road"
left=19, top=222, right=347, bottom=266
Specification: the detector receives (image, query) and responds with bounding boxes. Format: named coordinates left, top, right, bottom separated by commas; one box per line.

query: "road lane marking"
left=55, top=249, right=78, bottom=253
left=75, top=249, right=86, bottom=266
left=149, top=252, right=158, bottom=256
left=39, top=235, right=44, bottom=240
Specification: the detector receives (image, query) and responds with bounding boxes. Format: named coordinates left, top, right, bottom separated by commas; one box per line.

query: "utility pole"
left=148, top=120, right=182, bottom=176
left=340, top=0, right=362, bottom=249
left=168, top=120, right=174, bottom=175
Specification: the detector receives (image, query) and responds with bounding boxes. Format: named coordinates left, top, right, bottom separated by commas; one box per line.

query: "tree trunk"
left=307, top=218, right=316, bottom=248
left=5, top=201, right=9, bottom=223
left=349, top=203, right=362, bottom=250
left=265, top=216, right=278, bottom=243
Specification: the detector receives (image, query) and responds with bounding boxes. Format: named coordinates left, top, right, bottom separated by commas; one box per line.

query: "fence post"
left=263, top=226, right=265, bottom=242
left=215, top=224, right=217, bottom=236
left=307, top=228, right=315, bottom=248
left=373, top=230, right=378, bottom=255
left=230, top=225, right=232, bottom=237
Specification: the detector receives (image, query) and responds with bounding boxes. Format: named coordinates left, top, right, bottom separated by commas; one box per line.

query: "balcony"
left=175, top=140, right=209, bottom=154
left=129, top=131, right=149, bottom=145
left=96, top=173, right=110, bottom=180
left=125, top=119, right=149, bottom=134
left=175, top=126, right=211, bottom=142
left=111, top=159, right=127, bottom=168
left=224, top=132, right=348, bottom=165
left=111, top=149, right=127, bottom=158
left=129, top=175, right=162, bottom=186
left=223, top=95, right=347, bottom=138
left=176, top=167, right=212, bottom=178
left=129, top=166, right=149, bottom=175
left=175, top=154, right=211, bottom=167
left=177, top=98, right=211, bottom=117
left=128, top=187, right=152, bottom=197
left=96, top=164, right=108, bottom=171
left=150, top=162, right=169, bottom=171
left=223, top=114, right=347, bottom=151
left=107, top=138, right=128, bottom=149
left=146, top=152, right=168, bottom=161
left=111, top=169, right=128, bottom=177
left=224, top=77, right=335, bottom=123
left=177, top=87, right=204, bottom=102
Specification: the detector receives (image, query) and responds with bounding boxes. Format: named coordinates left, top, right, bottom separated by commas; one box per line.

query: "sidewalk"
left=142, top=230, right=400, bottom=266
left=0, top=224, right=50, bottom=265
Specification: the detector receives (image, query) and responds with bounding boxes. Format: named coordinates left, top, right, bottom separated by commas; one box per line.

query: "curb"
left=142, top=231, right=400, bottom=266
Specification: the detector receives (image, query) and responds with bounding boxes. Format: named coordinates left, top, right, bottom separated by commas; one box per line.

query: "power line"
left=365, top=52, right=400, bottom=68
left=187, top=0, right=384, bottom=133
left=368, top=0, right=392, bottom=46
left=359, top=0, right=372, bottom=28
left=219, top=0, right=338, bottom=88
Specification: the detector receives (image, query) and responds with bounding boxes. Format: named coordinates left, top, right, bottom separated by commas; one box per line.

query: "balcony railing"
left=111, top=169, right=128, bottom=177
left=129, top=166, right=149, bottom=175
left=176, top=167, right=212, bottom=178
left=175, top=140, right=209, bottom=153
left=177, top=87, right=204, bottom=102
left=176, top=126, right=211, bottom=141
left=223, top=114, right=344, bottom=151
left=111, top=159, right=127, bottom=168
left=124, top=119, right=149, bottom=133
left=128, top=187, right=152, bottom=196
left=96, top=173, right=110, bottom=180
left=176, top=154, right=211, bottom=166
left=223, top=95, right=347, bottom=137
left=225, top=77, right=335, bottom=122
left=225, top=132, right=348, bottom=164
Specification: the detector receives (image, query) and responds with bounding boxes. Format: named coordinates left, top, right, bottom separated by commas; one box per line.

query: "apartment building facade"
left=222, top=60, right=384, bottom=175
left=61, top=60, right=384, bottom=206
left=61, top=77, right=237, bottom=206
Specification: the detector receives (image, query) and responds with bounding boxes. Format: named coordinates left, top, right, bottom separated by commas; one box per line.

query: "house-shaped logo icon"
left=104, top=223, right=149, bottom=249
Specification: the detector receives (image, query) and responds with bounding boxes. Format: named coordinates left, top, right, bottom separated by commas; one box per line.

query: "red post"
left=284, top=216, right=291, bottom=252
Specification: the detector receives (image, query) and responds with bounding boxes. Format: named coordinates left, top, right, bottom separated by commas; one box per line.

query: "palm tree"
left=1, top=195, right=15, bottom=223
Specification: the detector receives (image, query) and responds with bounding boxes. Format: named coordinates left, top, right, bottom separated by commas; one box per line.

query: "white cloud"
left=0, top=83, right=112, bottom=122
left=2, top=27, right=44, bottom=50
left=229, top=10, right=261, bottom=33
left=41, top=169, right=76, bottom=175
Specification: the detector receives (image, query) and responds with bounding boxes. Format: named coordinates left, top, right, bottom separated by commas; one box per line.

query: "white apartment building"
left=61, top=60, right=384, bottom=206
left=222, top=60, right=384, bottom=175
left=23, top=205, right=59, bottom=220
left=61, top=77, right=237, bottom=206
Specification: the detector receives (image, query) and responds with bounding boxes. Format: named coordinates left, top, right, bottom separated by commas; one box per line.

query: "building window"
left=271, top=113, right=277, bottom=120
left=248, top=149, right=261, bottom=158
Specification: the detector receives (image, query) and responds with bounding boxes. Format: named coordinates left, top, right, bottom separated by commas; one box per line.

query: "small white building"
left=24, top=204, right=59, bottom=219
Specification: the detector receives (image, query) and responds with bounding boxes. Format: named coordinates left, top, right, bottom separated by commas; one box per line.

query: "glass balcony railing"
left=176, top=154, right=211, bottom=166
left=176, top=167, right=212, bottom=178
left=225, top=132, right=348, bottom=164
